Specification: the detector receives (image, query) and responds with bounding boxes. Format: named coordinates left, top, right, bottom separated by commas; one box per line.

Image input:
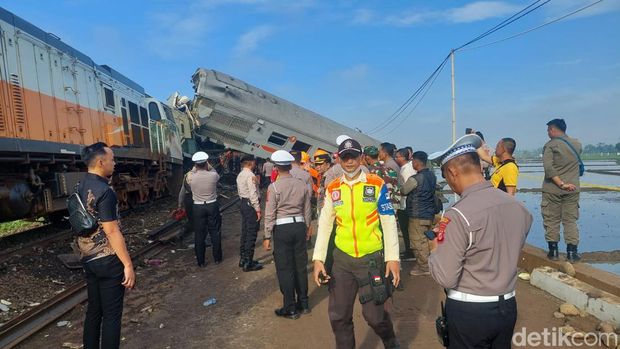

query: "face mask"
left=344, top=167, right=361, bottom=178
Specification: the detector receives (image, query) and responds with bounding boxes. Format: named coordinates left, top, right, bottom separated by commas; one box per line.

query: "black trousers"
left=184, top=196, right=194, bottom=233
left=193, top=201, right=222, bottom=265
left=397, top=209, right=412, bottom=254
left=329, top=248, right=397, bottom=349
left=273, top=222, right=309, bottom=312
left=240, top=198, right=259, bottom=261
left=446, top=296, right=517, bottom=349
left=83, top=255, right=125, bottom=349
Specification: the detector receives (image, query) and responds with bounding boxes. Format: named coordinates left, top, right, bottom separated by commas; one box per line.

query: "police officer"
left=427, top=135, right=532, bottom=348
left=289, top=150, right=313, bottom=195
left=236, top=154, right=263, bottom=272
left=542, top=118, right=582, bottom=262
left=189, top=151, right=222, bottom=267
left=263, top=150, right=312, bottom=319
left=312, top=138, right=401, bottom=349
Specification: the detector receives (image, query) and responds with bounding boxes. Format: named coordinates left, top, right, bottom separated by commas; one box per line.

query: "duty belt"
left=447, top=289, right=515, bottom=303
left=194, top=199, right=217, bottom=204
left=275, top=216, right=305, bottom=225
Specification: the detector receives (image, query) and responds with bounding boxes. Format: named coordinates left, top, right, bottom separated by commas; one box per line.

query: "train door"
left=34, top=45, right=59, bottom=142
left=0, top=31, right=29, bottom=140
left=49, top=50, right=70, bottom=143
left=74, top=64, right=98, bottom=145
left=61, top=56, right=82, bottom=144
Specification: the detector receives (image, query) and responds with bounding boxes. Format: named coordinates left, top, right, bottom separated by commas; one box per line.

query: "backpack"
left=66, top=183, right=99, bottom=237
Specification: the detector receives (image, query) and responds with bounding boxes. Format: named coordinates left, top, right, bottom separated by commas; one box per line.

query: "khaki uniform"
left=429, top=181, right=532, bottom=348
left=541, top=135, right=582, bottom=245
left=189, top=168, right=221, bottom=265
left=236, top=168, right=261, bottom=264
left=264, top=174, right=312, bottom=313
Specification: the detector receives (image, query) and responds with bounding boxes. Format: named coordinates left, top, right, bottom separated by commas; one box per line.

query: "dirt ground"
left=20, top=209, right=609, bottom=349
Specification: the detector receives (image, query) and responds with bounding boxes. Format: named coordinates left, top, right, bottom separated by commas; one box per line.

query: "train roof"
left=0, top=6, right=144, bottom=94
left=193, top=68, right=380, bottom=147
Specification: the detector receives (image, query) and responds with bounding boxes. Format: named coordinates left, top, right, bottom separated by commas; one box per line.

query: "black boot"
left=566, top=244, right=581, bottom=263
left=547, top=241, right=559, bottom=261
left=243, top=260, right=263, bottom=272
left=239, top=257, right=246, bottom=268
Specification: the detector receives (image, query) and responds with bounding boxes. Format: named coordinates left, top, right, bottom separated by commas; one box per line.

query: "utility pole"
left=450, top=49, right=456, bottom=143
left=450, top=49, right=458, bottom=202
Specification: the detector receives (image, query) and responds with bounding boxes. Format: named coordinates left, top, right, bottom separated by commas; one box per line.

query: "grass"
left=0, top=219, right=45, bottom=238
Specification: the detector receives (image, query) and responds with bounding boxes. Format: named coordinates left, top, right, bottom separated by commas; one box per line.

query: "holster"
left=435, top=300, right=449, bottom=347
left=356, top=256, right=393, bottom=305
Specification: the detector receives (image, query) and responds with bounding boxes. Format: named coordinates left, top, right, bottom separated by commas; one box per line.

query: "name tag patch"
left=333, top=200, right=344, bottom=207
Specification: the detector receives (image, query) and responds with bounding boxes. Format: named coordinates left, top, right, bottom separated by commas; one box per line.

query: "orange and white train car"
left=0, top=7, right=186, bottom=222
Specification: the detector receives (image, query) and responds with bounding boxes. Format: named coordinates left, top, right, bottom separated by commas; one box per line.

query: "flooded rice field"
left=439, top=160, right=620, bottom=275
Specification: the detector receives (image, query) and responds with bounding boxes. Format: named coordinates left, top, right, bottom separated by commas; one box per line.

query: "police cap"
left=271, top=150, right=295, bottom=165
left=428, top=134, right=483, bottom=167
left=192, top=151, right=209, bottom=163
left=338, top=138, right=362, bottom=158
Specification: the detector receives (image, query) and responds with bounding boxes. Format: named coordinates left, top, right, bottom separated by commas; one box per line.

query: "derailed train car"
left=187, top=68, right=379, bottom=159
left=0, top=7, right=191, bottom=222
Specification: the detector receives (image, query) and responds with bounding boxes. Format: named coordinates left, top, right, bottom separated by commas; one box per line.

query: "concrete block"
left=531, top=266, right=620, bottom=326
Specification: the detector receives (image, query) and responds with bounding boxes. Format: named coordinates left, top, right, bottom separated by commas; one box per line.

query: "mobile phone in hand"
left=424, top=230, right=436, bottom=240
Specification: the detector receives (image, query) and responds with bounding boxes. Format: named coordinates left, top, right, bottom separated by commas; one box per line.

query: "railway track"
left=0, top=196, right=239, bottom=349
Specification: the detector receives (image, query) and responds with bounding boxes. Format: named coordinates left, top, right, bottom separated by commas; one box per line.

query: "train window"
left=162, top=104, right=174, bottom=121
left=148, top=102, right=161, bottom=121
left=139, top=106, right=148, bottom=126
left=268, top=132, right=288, bottom=146
left=103, top=87, right=115, bottom=110
left=291, top=140, right=311, bottom=153
left=128, top=101, right=140, bottom=124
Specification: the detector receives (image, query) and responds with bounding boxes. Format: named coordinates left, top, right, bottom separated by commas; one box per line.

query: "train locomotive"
left=0, top=7, right=192, bottom=222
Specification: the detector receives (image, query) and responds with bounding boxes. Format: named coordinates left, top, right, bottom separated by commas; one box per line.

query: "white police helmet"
left=271, top=150, right=295, bottom=165
left=428, top=134, right=483, bottom=167
left=336, top=135, right=352, bottom=146
left=191, top=151, right=209, bottom=163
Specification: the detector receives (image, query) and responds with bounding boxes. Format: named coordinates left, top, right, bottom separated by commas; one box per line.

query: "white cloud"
left=145, top=11, right=209, bottom=59
left=337, top=64, right=369, bottom=80
left=385, top=12, right=428, bottom=27
left=445, top=1, right=521, bottom=23
left=234, top=25, right=276, bottom=55
left=352, top=9, right=374, bottom=25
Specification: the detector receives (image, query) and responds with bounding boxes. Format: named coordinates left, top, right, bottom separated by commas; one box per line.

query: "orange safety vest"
left=326, top=173, right=394, bottom=258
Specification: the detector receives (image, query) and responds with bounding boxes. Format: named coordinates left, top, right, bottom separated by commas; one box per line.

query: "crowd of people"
left=73, top=117, right=583, bottom=348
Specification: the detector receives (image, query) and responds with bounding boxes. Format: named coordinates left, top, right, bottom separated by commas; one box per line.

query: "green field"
left=0, top=219, right=45, bottom=238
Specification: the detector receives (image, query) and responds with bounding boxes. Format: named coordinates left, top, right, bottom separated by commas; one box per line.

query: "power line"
left=366, top=53, right=450, bottom=134
left=459, top=0, right=604, bottom=52
left=369, top=0, right=549, bottom=136
left=455, top=0, right=551, bottom=51
left=378, top=58, right=449, bottom=137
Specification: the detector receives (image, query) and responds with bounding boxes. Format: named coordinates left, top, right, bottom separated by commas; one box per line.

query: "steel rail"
left=0, top=197, right=239, bottom=349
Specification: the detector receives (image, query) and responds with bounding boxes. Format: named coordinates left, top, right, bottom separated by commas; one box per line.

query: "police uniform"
left=428, top=135, right=532, bottom=348
left=264, top=150, right=312, bottom=319
left=313, top=138, right=400, bottom=349
left=236, top=154, right=263, bottom=271
left=189, top=152, right=222, bottom=266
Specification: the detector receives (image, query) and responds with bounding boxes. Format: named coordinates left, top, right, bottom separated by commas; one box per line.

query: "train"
left=0, top=6, right=381, bottom=223
left=181, top=68, right=379, bottom=159
left=0, top=7, right=194, bottom=222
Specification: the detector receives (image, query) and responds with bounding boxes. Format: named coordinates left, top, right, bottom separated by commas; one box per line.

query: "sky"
left=2, top=0, right=619, bottom=151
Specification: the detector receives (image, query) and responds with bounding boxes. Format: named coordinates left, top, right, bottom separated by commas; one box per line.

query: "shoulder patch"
left=327, top=177, right=342, bottom=191
left=436, top=216, right=451, bottom=242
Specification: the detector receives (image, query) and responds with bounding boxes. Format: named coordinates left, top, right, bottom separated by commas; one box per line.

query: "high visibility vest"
left=326, top=173, right=394, bottom=258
